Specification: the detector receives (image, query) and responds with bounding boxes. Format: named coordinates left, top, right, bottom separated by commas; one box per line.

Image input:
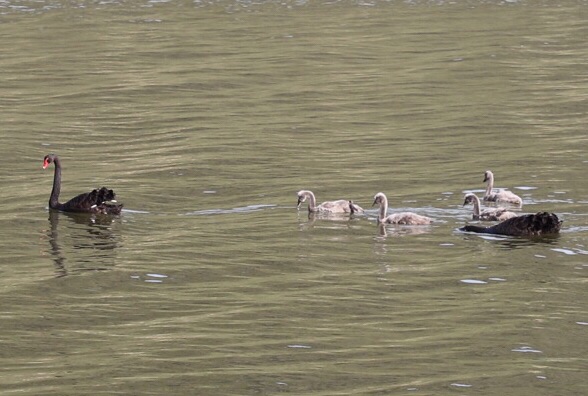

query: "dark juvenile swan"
left=483, top=170, right=523, bottom=206
left=463, top=193, right=517, bottom=221
left=297, top=190, right=363, bottom=214
left=372, top=192, right=433, bottom=225
left=43, top=154, right=123, bottom=215
left=461, top=212, right=561, bottom=236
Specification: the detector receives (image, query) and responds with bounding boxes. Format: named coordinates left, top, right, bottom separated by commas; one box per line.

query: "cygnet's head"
left=372, top=192, right=387, bottom=206
left=296, top=190, right=309, bottom=208
left=463, top=193, right=478, bottom=206
left=483, top=170, right=494, bottom=183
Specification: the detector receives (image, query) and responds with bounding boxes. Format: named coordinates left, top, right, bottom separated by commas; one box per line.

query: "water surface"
left=0, top=1, right=587, bottom=395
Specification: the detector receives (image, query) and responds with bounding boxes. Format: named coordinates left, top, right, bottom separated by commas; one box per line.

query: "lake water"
left=0, top=0, right=587, bottom=395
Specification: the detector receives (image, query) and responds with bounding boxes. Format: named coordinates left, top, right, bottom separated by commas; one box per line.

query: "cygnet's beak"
left=296, top=198, right=302, bottom=209
left=372, top=199, right=378, bottom=207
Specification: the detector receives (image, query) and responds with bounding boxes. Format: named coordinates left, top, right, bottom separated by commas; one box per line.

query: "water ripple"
left=186, top=204, right=276, bottom=216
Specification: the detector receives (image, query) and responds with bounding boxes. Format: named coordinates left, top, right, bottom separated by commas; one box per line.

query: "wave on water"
left=185, top=204, right=276, bottom=216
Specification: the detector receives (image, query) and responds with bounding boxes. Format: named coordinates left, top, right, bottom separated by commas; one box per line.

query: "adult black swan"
left=43, top=154, right=123, bottom=215
left=460, top=212, right=561, bottom=236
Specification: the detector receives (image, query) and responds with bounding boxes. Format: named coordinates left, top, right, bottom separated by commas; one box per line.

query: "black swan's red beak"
left=42, top=159, right=50, bottom=169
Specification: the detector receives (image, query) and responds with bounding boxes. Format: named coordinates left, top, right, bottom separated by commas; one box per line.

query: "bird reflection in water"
left=297, top=211, right=362, bottom=231
left=460, top=231, right=561, bottom=249
left=47, top=210, right=121, bottom=278
left=376, top=223, right=434, bottom=238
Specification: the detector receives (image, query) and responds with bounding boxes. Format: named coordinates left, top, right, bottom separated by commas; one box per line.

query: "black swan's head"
left=43, top=154, right=57, bottom=169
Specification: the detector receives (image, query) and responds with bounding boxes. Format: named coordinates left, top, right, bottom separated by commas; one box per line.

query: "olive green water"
left=0, top=1, right=587, bottom=395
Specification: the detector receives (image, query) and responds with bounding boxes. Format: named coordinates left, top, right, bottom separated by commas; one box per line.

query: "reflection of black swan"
left=43, top=154, right=123, bottom=215
left=461, top=212, right=562, bottom=236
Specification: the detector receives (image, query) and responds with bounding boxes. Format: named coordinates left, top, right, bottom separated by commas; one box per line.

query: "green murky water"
left=0, top=1, right=586, bottom=394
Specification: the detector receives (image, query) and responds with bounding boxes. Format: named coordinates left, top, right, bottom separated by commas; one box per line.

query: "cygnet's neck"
left=471, top=195, right=481, bottom=216
left=378, top=195, right=388, bottom=221
left=485, top=173, right=494, bottom=196
left=302, top=190, right=317, bottom=211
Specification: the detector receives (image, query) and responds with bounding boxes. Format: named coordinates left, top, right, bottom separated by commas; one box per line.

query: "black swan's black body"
left=460, top=212, right=561, bottom=236
left=43, top=154, right=123, bottom=215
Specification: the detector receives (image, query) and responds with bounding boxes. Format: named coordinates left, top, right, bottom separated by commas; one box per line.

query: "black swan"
left=43, top=154, right=123, bottom=215
left=460, top=212, right=561, bottom=236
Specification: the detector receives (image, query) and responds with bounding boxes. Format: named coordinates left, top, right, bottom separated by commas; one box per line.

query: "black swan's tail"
left=95, top=187, right=116, bottom=202
left=92, top=187, right=123, bottom=215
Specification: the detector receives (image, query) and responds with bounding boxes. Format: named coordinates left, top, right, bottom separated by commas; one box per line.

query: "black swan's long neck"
left=49, top=157, right=62, bottom=209
left=462, top=225, right=493, bottom=234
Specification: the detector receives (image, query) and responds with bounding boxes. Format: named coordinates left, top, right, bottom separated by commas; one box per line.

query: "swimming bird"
left=297, top=190, right=363, bottom=214
left=463, top=193, right=518, bottom=221
left=43, top=154, right=123, bottom=215
left=372, top=192, right=433, bottom=225
left=461, top=212, right=561, bottom=236
left=483, top=170, right=523, bottom=206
